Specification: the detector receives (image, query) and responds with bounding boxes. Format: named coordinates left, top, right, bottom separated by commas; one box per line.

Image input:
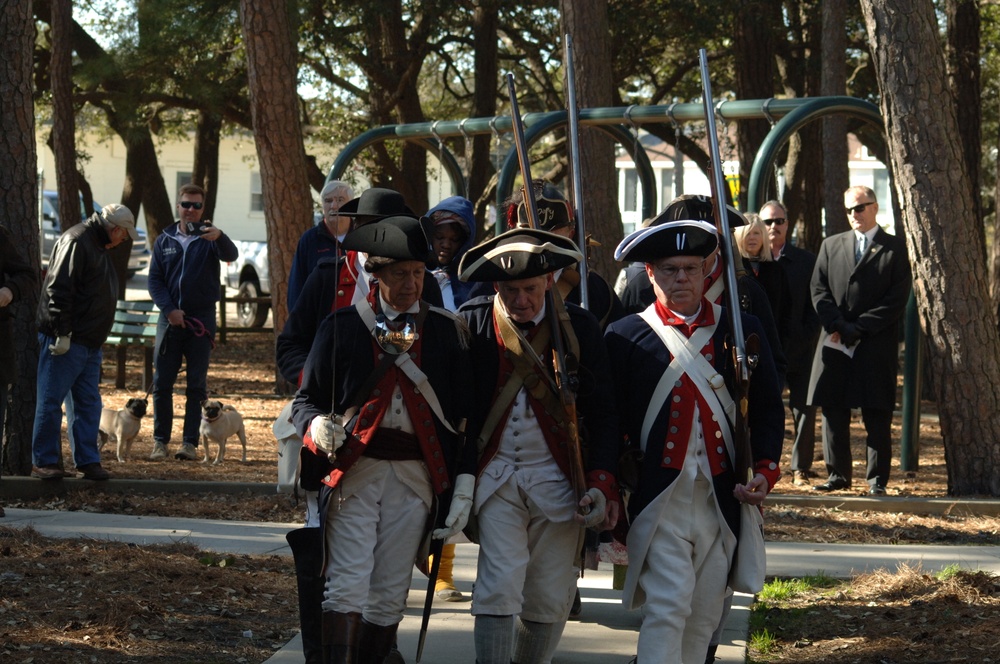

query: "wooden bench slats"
left=104, top=299, right=159, bottom=390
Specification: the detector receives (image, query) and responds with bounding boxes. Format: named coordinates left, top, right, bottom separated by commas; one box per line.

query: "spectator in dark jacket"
left=147, top=183, right=238, bottom=462
left=32, top=205, right=138, bottom=481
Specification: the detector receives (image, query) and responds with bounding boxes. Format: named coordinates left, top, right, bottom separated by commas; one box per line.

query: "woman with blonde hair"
left=734, top=213, right=792, bottom=348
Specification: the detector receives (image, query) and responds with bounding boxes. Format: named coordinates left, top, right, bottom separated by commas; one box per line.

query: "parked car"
left=223, top=240, right=271, bottom=328
left=40, top=190, right=150, bottom=278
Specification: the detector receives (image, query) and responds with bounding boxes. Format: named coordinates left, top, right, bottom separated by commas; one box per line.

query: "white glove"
left=309, top=415, right=347, bottom=454
left=580, top=488, right=607, bottom=529
left=432, top=473, right=475, bottom=540
left=49, top=335, right=71, bottom=356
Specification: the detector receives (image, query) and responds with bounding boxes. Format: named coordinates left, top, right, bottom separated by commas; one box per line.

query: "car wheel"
left=236, top=278, right=270, bottom=328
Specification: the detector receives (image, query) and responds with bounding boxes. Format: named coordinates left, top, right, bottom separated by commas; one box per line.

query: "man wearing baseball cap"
left=605, top=219, right=784, bottom=664
left=32, top=203, right=137, bottom=481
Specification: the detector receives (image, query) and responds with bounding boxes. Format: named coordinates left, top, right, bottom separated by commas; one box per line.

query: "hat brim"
left=615, top=220, right=719, bottom=263
left=337, top=191, right=414, bottom=225
left=458, top=228, right=583, bottom=282
left=340, top=214, right=430, bottom=262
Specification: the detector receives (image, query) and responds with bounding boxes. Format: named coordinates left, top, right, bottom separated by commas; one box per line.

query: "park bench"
left=104, top=300, right=160, bottom=390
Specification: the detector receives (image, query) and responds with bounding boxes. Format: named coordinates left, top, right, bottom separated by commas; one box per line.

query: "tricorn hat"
left=646, top=194, right=748, bottom=229
left=337, top=188, right=415, bottom=225
left=504, top=181, right=575, bottom=233
left=459, top=228, right=583, bottom=282
left=340, top=214, right=431, bottom=270
left=615, top=220, right=719, bottom=263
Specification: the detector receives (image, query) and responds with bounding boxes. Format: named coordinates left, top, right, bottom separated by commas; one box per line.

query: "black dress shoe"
left=78, top=463, right=110, bottom=481
left=813, top=479, right=850, bottom=492
left=868, top=485, right=886, bottom=496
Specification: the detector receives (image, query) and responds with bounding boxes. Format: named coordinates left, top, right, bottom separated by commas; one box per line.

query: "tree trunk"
left=194, top=109, right=223, bottom=222
left=733, top=0, right=779, bottom=210
left=51, top=0, right=79, bottom=233
left=469, top=0, right=499, bottom=236
left=820, top=0, right=850, bottom=246
left=561, top=0, right=621, bottom=284
left=946, top=0, right=981, bottom=227
left=861, top=0, right=1000, bottom=495
left=0, top=0, right=40, bottom=476
left=239, top=0, right=313, bottom=353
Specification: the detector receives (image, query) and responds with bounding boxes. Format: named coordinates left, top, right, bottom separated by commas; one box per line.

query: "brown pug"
left=98, top=397, right=148, bottom=462
left=199, top=399, right=248, bottom=465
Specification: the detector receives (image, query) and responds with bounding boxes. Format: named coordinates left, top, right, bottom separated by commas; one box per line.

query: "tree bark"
left=861, top=0, right=1000, bottom=495
left=946, top=0, right=981, bottom=226
left=560, top=0, right=621, bottom=284
left=194, top=109, right=223, bottom=222
left=50, top=0, right=79, bottom=233
left=0, top=0, right=40, bottom=476
left=239, top=0, right=313, bottom=352
left=469, top=0, right=499, bottom=236
left=820, top=0, right=850, bottom=246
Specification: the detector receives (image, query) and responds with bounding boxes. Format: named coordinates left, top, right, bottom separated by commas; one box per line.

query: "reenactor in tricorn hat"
left=604, top=220, right=784, bottom=664
left=456, top=228, right=620, bottom=664
left=468, top=181, right=624, bottom=330
left=291, top=213, right=474, bottom=664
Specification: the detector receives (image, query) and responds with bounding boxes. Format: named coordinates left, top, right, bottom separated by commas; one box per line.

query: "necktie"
left=856, top=235, right=865, bottom=263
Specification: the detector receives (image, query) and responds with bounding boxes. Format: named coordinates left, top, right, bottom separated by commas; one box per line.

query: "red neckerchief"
left=653, top=298, right=716, bottom=336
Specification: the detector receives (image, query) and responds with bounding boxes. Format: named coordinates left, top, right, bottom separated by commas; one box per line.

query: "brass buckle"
left=374, top=313, right=417, bottom=354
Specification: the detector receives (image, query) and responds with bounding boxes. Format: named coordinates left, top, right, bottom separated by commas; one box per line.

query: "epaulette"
left=316, top=255, right=346, bottom=269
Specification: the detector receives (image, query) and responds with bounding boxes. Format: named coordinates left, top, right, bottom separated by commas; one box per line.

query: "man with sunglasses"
left=147, top=183, right=238, bottom=462
left=760, top=201, right=821, bottom=486
left=808, top=186, right=911, bottom=495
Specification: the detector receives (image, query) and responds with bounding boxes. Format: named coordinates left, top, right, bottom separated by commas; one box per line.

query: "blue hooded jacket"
left=426, top=196, right=477, bottom=310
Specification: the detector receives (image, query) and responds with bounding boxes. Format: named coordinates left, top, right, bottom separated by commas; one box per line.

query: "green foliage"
left=748, top=627, right=779, bottom=654
left=759, top=572, right=839, bottom=601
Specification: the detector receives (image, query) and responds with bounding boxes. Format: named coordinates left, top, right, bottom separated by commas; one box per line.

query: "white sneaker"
left=149, top=442, right=168, bottom=460
left=174, top=443, right=198, bottom=460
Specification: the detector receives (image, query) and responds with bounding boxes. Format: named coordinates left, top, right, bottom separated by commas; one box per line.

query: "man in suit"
left=809, top=186, right=911, bottom=495
left=760, top=200, right=821, bottom=485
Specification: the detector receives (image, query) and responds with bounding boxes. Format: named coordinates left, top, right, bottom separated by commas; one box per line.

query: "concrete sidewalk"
left=4, top=507, right=1000, bottom=663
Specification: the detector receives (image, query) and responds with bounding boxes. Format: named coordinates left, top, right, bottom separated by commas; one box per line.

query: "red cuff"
left=586, top=468, right=619, bottom=505
left=303, top=430, right=321, bottom=456
left=297, top=370, right=304, bottom=388
left=754, top=458, right=781, bottom=493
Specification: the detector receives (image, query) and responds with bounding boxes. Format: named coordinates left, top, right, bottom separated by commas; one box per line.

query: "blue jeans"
left=152, top=316, right=215, bottom=446
left=32, top=334, right=103, bottom=467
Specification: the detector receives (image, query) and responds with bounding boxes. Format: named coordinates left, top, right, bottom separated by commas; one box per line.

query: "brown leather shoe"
left=31, top=464, right=66, bottom=480
left=78, top=463, right=110, bottom=481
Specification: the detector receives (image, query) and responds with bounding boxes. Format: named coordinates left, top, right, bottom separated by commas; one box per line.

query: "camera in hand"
left=185, top=221, right=210, bottom=236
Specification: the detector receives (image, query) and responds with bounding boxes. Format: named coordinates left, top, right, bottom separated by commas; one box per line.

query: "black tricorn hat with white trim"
left=340, top=214, right=431, bottom=268
left=458, top=228, right=583, bottom=282
left=645, top=194, right=748, bottom=229
left=337, top=187, right=415, bottom=225
left=615, top=220, right=719, bottom=263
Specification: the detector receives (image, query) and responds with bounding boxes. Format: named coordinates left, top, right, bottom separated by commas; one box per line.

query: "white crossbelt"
left=357, top=304, right=457, bottom=435
left=638, top=304, right=736, bottom=463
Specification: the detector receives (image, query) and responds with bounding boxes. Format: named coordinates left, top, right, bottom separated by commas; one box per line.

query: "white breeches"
left=472, top=475, right=582, bottom=622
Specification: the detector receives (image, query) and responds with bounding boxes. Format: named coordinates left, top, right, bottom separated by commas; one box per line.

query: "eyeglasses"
left=179, top=201, right=204, bottom=210
left=654, top=262, right=704, bottom=279
left=762, top=217, right=786, bottom=226
left=846, top=201, right=875, bottom=215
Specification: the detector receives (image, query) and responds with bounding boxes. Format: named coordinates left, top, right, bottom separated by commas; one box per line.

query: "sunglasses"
left=179, top=201, right=204, bottom=210
left=846, top=201, right=875, bottom=214
left=762, top=217, right=786, bottom=226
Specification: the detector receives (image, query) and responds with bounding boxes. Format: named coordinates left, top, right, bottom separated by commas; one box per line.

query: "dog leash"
left=184, top=316, right=216, bottom=349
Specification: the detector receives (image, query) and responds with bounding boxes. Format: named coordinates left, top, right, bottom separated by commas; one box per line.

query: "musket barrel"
left=564, top=34, right=590, bottom=310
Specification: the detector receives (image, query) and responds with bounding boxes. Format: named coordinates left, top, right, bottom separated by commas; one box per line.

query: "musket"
left=416, top=417, right=467, bottom=662
left=563, top=33, right=590, bottom=310
left=505, top=73, right=589, bottom=513
left=697, top=48, right=756, bottom=484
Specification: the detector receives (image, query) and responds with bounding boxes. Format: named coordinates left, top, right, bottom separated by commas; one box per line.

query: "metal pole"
left=564, top=34, right=590, bottom=310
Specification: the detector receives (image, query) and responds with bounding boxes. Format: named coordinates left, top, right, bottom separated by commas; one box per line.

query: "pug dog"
left=199, top=399, right=248, bottom=465
left=98, top=397, right=148, bottom=462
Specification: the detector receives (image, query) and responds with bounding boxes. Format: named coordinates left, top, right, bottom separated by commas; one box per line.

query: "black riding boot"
left=322, top=611, right=362, bottom=664
left=357, top=618, right=399, bottom=664
left=286, top=527, right=325, bottom=664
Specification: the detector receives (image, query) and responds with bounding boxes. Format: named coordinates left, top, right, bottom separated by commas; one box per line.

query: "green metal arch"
left=496, top=114, right=657, bottom=233
left=747, top=96, right=883, bottom=211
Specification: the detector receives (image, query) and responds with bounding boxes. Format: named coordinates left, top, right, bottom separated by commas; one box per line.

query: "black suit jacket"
left=808, top=227, right=911, bottom=410
left=776, top=243, right=820, bottom=374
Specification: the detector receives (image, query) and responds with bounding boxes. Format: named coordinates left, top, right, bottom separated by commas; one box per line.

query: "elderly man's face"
left=322, top=188, right=352, bottom=236
left=377, top=260, right=425, bottom=311
left=845, top=190, right=879, bottom=233
left=646, top=256, right=706, bottom=316
left=495, top=274, right=552, bottom=324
